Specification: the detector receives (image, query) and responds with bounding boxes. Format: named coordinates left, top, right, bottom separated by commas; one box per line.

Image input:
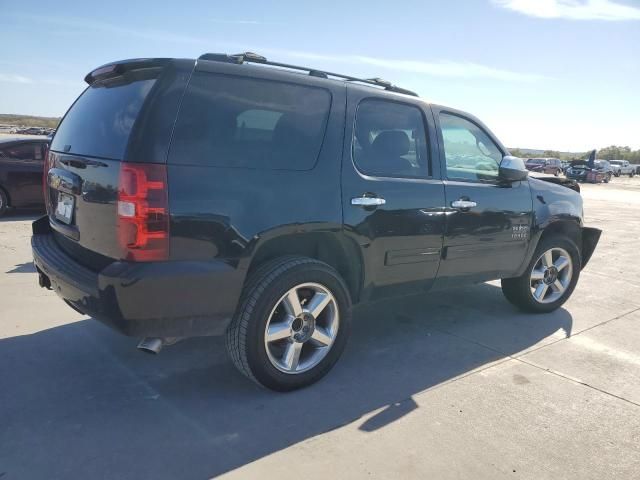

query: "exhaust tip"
left=137, top=337, right=164, bottom=354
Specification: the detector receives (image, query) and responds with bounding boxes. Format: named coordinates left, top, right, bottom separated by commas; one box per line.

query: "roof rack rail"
left=197, top=52, right=418, bottom=97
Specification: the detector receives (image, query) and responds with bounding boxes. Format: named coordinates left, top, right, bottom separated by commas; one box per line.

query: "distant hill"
left=0, top=114, right=61, bottom=129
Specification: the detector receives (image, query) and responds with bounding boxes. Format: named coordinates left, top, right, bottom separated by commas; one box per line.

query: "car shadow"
left=0, top=282, right=572, bottom=479
left=5, top=262, right=36, bottom=274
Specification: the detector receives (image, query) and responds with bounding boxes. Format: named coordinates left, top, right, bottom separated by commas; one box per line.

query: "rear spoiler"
left=84, top=58, right=171, bottom=85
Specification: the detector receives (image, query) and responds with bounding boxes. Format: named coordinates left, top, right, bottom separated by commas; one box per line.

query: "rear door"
left=341, top=88, right=446, bottom=300
left=433, top=108, right=533, bottom=287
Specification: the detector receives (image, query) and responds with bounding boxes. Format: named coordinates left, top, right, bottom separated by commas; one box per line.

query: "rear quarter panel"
left=166, top=67, right=347, bottom=279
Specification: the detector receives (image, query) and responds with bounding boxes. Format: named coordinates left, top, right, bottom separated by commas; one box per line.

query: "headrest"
left=372, top=130, right=410, bottom=157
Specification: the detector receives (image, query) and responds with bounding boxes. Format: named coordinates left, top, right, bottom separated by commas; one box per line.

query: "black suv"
left=32, top=53, right=601, bottom=391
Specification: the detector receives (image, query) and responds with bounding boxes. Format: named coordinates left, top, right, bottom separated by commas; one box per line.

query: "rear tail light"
left=117, top=162, right=169, bottom=261
left=42, top=148, right=53, bottom=213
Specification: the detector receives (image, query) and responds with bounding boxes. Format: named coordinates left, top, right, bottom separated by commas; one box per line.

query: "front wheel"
left=604, top=173, right=611, bottom=183
left=226, top=256, right=352, bottom=391
left=502, top=236, right=580, bottom=313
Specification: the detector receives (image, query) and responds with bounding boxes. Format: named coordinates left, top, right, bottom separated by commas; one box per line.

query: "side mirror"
left=499, top=156, right=529, bottom=182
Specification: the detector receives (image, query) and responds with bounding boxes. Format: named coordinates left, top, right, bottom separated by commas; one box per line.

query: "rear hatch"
left=46, top=58, right=190, bottom=270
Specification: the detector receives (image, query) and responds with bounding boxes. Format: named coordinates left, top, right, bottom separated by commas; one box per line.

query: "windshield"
left=609, top=160, right=622, bottom=166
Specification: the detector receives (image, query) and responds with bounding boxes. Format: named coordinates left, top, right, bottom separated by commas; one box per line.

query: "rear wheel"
left=502, top=235, right=580, bottom=313
left=605, top=173, right=611, bottom=183
left=0, top=188, right=8, bottom=217
left=226, top=256, right=352, bottom=391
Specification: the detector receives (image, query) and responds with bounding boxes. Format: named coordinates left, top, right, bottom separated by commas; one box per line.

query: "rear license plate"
left=55, top=192, right=75, bottom=224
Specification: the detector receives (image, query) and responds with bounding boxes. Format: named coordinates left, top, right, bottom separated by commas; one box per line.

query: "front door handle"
left=351, top=196, right=386, bottom=207
left=451, top=199, right=477, bottom=210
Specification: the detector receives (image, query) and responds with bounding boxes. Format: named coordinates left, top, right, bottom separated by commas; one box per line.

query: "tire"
left=226, top=256, right=352, bottom=391
left=0, top=188, right=8, bottom=217
left=501, top=235, right=581, bottom=314
left=554, top=169, right=560, bottom=177
left=604, top=173, right=611, bottom=183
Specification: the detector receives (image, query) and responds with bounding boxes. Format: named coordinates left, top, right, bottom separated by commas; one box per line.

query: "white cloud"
left=10, top=14, right=204, bottom=44
left=0, top=74, right=33, bottom=84
left=266, top=49, right=547, bottom=82
left=492, top=0, right=640, bottom=20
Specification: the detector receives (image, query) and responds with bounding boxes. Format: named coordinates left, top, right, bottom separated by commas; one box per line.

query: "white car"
left=609, top=160, right=635, bottom=177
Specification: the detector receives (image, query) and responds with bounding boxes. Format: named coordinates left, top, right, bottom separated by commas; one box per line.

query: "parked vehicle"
left=0, top=136, right=49, bottom=216
left=31, top=53, right=602, bottom=391
left=525, top=158, right=563, bottom=176
left=609, top=160, right=635, bottom=177
left=566, top=159, right=613, bottom=183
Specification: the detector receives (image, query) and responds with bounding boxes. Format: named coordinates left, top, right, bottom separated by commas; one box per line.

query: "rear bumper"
left=31, top=216, right=243, bottom=337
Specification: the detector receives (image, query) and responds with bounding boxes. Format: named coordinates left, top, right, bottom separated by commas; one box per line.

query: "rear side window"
left=352, top=99, right=429, bottom=178
left=51, top=77, right=157, bottom=160
left=1, top=143, right=42, bottom=162
left=168, top=72, right=331, bottom=170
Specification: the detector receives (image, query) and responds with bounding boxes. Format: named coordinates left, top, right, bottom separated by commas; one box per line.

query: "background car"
left=0, top=136, right=49, bottom=216
left=609, top=159, right=635, bottom=177
left=566, top=159, right=612, bottom=183
left=525, top=158, right=562, bottom=176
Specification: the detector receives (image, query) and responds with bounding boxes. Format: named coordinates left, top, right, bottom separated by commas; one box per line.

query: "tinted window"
left=2, top=143, right=41, bottom=162
left=440, top=113, right=502, bottom=181
left=51, top=78, right=156, bottom=160
left=169, top=72, right=331, bottom=170
left=352, top=99, right=428, bottom=178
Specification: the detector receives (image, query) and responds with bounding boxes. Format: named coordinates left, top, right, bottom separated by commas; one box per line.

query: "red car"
left=525, top=158, right=563, bottom=176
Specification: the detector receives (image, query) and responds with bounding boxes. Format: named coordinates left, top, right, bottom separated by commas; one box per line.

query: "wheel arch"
left=247, top=232, right=363, bottom=303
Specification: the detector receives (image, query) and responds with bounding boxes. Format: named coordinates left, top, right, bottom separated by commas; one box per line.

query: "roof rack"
left=197, top=52, right=419, bottom=97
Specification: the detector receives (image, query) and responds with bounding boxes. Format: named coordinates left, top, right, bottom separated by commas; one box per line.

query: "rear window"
left=51, top=77, right=157, bottom=160
left=168, top=72, right=331, bottom=170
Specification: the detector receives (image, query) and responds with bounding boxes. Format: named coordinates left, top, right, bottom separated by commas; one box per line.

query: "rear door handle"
left=451, top=199, right=477, bottom=210
left=351, top=196, right=386, bottom=207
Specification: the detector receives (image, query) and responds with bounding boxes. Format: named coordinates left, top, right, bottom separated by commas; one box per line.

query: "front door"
left=341, top=90, right=446, bottom=301
left=433, top=109, right=533, bottom=287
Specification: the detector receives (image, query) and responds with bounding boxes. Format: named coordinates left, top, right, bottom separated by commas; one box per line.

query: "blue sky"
left=1, top=0, right=638, bottom=151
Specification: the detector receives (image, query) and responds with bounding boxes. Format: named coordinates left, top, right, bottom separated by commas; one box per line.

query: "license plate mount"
left=55, top=192, right=75, bottom=224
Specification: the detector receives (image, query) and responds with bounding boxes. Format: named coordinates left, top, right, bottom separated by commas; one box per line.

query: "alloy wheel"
left=264, top=282, right=339, bottom=374
left=530, top=247, right=573, bottom=304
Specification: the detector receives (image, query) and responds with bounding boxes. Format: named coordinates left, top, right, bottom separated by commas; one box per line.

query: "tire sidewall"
left=0, top=189, right=7, bottom=216
left=244, top=263, right=352, bottom=391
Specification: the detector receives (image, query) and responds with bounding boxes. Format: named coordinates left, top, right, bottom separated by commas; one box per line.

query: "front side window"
left=352, top=99, right=429, bottom=178
left=169, top=72, right=331, bottom=170
left=440, top=113, right=503, bottom=182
